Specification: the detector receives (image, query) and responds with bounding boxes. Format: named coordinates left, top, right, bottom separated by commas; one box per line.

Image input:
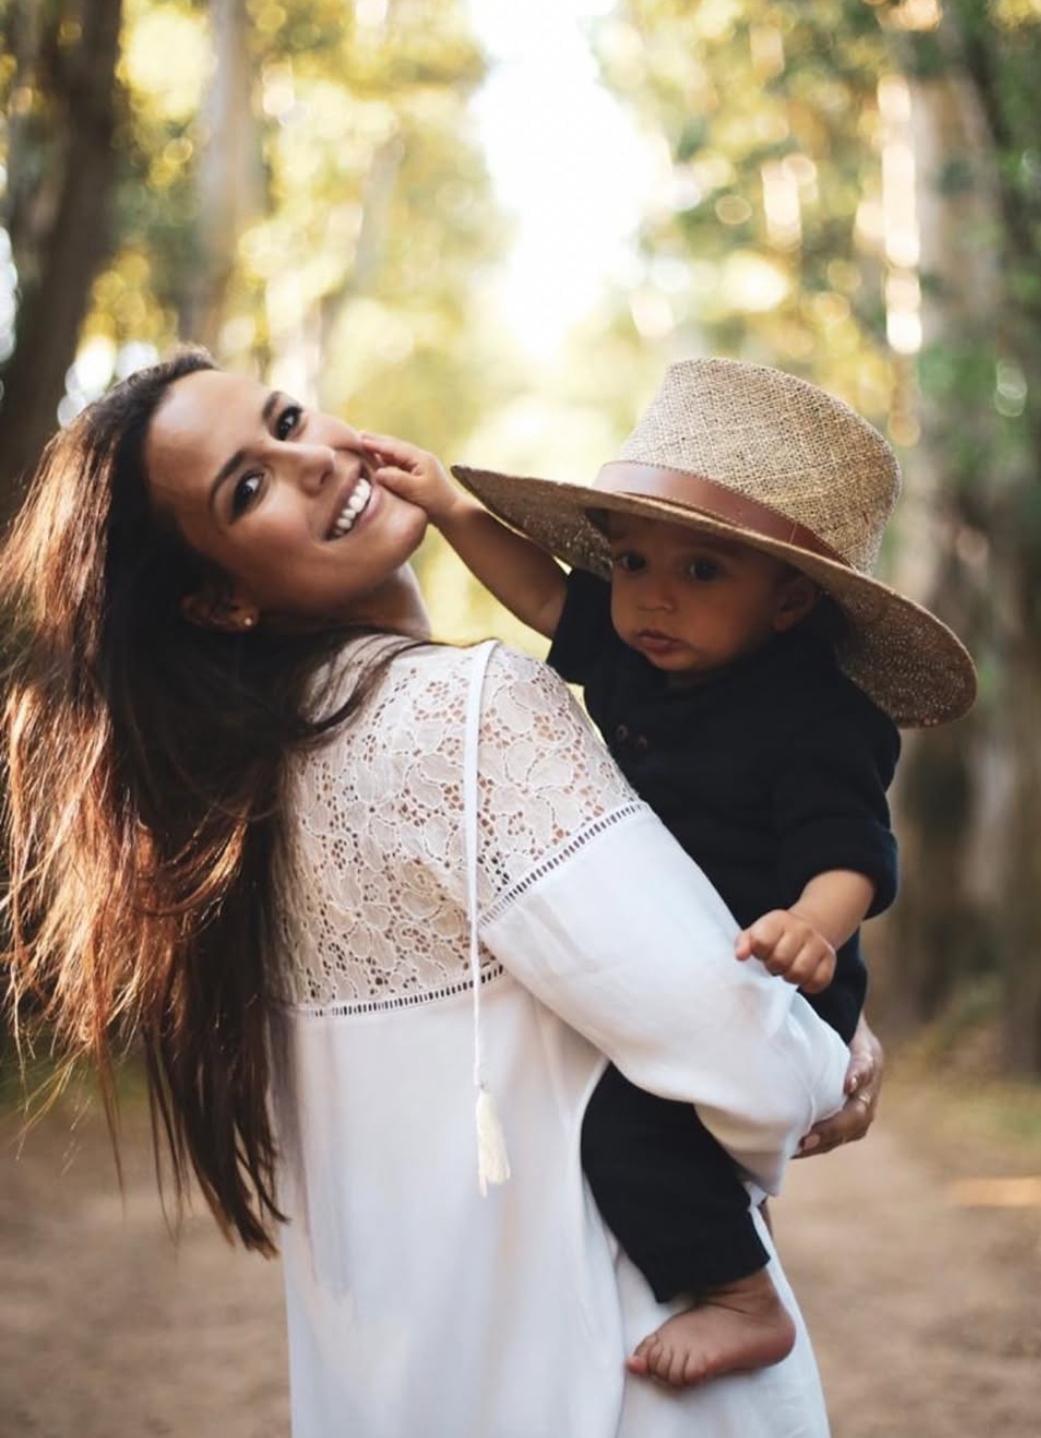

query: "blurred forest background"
left=1, top=0, right=1040, bottom=1078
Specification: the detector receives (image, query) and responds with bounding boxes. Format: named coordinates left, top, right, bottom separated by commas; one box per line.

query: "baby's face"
left=603, top=512, right=815, bottom=680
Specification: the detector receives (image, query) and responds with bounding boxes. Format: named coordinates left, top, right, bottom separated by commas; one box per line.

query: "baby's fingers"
left=797, top=966, right=831, bottom=995
left=359, top=430, right=426, bottom=470
left=795, top=949, right=836, bottom=995
left=373, top=464, right=425, bottom=501
left=735, top=927, right=775, bottom=963
left=779, top=945, right=819, bottom=988
left=738, top=911, right=788, bottom=956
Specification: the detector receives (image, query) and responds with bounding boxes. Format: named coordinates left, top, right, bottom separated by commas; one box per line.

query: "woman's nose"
left=293, top=443, right=337, bottom=494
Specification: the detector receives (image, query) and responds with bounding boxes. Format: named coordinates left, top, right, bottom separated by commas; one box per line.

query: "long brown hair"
left=1, top=351, right=386, bottom=1251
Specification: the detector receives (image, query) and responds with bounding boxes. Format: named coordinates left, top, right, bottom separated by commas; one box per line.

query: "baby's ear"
left=772, top=571, right=819, bottom=633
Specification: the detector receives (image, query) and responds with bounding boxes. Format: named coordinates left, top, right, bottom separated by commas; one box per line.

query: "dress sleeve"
left=474, top=648, right=849, bottom=1196
left=771, top=698, right=900, bottom=918
left=546, top=568, right=616, bottom=685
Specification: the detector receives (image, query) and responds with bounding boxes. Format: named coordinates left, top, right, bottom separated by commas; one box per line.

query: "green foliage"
left=47, top=0, right=507, bottom=451
left=597, top=0, right=895, bottom=424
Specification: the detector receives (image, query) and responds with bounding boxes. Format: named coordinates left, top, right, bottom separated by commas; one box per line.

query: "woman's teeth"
left=331, top=478, right=372, bottom=537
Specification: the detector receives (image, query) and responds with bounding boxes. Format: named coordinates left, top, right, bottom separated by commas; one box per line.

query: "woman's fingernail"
left=799, top=1134, right=821, bottom=1153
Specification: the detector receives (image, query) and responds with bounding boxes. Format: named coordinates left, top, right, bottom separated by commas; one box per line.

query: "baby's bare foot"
left=627, top=1269, right=795, bottom=1389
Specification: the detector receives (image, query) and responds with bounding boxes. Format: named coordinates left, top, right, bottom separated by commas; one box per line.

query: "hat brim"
left=453, top=464, right=977, bottom=728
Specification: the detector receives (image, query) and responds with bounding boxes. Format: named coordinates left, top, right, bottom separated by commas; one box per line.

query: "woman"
left=2, top=351, right=881, bottom=1437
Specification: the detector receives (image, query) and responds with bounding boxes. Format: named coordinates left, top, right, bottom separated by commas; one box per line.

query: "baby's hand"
left=358, top=431, right=462, bottom=526
left=735, top=909, right=836, bottom=994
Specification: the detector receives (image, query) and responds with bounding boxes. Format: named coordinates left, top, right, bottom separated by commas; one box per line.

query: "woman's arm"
left=466, top=650, right=848, bottom=1196
left=482, top=803, right=848, bottom=1195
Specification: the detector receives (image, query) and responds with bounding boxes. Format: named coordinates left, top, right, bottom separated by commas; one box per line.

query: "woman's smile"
left=326, top=472, right=374, bottom=539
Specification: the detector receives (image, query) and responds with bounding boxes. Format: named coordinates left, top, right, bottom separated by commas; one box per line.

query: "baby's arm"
left=735, top=870, right=876, bottom=994
left=360, top=431, right=567, bottom=639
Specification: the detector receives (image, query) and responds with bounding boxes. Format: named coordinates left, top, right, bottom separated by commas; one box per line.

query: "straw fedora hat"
left=453, top=358, right=976, bottom=727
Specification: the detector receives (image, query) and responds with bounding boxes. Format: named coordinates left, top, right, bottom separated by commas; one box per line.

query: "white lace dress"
left=272, top=639, right=848, bottom=1438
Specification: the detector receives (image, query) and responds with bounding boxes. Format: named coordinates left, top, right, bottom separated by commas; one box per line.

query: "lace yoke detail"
left=276, top=642, right=638, bottom=1011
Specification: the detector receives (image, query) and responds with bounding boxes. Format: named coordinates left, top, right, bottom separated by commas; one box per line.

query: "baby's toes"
left=663, top=1342, right=690, bottom=1387
left=682, top=1349, right=710, bottom=1387
left=644, top=1338, right=679, bottom=1385
left=641, top=1336, right=671, bottom=1382
left=627, top=1331, right=657, bottom=1376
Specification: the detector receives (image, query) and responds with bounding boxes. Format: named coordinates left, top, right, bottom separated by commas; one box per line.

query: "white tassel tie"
left=475, top=1084, right=511, bottom=1196
left=464, top=642, right=512, bottom=1198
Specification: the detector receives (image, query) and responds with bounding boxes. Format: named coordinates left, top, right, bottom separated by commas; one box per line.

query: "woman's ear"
left=180, top=588, right=259, bottom=632
left=772, top=571, right=819, bottom=634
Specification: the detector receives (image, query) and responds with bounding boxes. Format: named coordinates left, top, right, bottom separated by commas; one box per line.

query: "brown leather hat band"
left=594, top=461, right=849, bottom=568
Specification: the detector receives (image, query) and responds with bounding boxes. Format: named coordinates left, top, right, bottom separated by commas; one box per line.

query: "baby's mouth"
left=635, top=629, right=687, bottom=659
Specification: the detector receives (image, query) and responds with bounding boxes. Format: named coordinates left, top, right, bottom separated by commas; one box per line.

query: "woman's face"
left=145, top=369, right=428, bottom=628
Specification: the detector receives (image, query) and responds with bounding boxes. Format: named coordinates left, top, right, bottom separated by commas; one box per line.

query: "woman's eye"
left=275, top=403, right=303, bottom=440
left=612, top=552, right=644, bottom=574
left=231, top=472, right=263, bottom=517
left=688, top=557, right=722, bottom=581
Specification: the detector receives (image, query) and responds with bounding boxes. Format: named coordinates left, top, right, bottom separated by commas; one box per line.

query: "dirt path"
left=778, top=1116, right=1041, bottom=1437
left=0, top=1101, right=288, bottom=1438
left=2, top=1090, right=1039, bottom=1437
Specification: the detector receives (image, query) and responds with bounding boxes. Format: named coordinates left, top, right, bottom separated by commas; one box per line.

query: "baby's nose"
left=638, top=584, right=675, bottom=611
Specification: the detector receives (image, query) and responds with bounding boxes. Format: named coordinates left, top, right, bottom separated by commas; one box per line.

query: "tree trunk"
left=880, top=42, right=996, bottom=1032
left=314, top=134, right=403, bottom=407
left=946, top=9, right=1041, bottom=1073
left=997, top=572, right=1041, bottom=1070
left=180, top=0, right=262, bottom=351
left=0, top=0, right=124, bottom=511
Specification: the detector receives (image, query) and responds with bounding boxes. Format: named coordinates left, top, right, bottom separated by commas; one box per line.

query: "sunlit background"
left=2, top=3, right=1040, bottom=1433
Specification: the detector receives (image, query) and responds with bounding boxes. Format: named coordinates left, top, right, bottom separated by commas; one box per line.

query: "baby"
left=361, top=359, right=975, bottom=1388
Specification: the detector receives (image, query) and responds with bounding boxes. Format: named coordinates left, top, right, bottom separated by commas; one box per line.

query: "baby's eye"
left=231, top=472, right=263, bottom=517
left=687, top=557, right=722, bottom=582
left=275, top=403, right=303, bottom=440
left=612, top=551, right=645, bottom=574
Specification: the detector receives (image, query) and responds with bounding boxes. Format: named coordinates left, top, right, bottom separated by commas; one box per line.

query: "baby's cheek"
left=608, top=586, right=627, bottom=630
left=609, top=580, right=639, bottom=619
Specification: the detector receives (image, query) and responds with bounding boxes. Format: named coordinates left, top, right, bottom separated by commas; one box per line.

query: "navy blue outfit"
left=549, top=570, right=900, bottom=1297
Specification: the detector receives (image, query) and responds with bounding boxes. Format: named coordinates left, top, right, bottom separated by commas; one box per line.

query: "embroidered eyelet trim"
left=482, top=801, right=648, bottom=928
left=276, top=644, right=642, bottom=1010
left=284, top=962, right=507, bottom=1019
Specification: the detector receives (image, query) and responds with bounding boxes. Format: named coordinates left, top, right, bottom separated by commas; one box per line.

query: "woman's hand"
left=794, top=1014, right=883, bottom=1158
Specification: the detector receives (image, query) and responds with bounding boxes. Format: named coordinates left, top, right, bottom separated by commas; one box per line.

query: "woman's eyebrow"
left=208, top=391, right=284, bottom=509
